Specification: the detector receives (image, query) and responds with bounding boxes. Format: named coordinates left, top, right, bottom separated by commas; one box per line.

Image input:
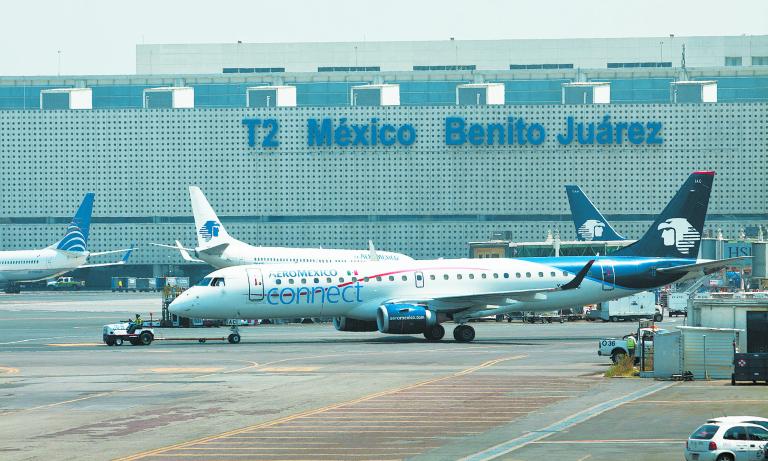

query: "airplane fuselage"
left=195, top=240, right=413, bottom=269
left=170, top=256, right=692, bottom=321
left=0, top=248, right=88, bottom=283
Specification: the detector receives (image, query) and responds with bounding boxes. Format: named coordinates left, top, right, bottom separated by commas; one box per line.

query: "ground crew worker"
left=626, top=334, right=637, bottom=357
left=128, top=314, right=143, bottom=334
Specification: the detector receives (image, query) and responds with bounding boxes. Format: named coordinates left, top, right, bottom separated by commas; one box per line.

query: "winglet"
left=368, top=240, right=380, bottom=262
left=561, top=259, right=595, bottom=290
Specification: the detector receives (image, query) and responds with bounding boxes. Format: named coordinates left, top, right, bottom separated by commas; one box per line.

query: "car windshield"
left=195, top=277, right=212, bottom=287
left=691, top=425, right=720, bottom=440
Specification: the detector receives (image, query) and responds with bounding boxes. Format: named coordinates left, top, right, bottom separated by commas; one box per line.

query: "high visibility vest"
left=627, top=336, right=636, bottom=348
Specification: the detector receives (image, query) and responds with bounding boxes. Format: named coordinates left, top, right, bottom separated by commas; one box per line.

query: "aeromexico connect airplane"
left=171, top=172, right=741, bottom=343
left=0, top=194, right=134, bottom=293
left=565, top=184, right=629, bottom=242
left=152, top=186, right=411, bottom=268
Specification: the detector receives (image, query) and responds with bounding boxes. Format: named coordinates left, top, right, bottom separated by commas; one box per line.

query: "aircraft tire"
left=423, top=324, right=445, bottom=341
left=653, top=313, right=663, bottom=322
left=228, top=333, right=241, bottom=344
left=453, top=325, right=475, bottom=343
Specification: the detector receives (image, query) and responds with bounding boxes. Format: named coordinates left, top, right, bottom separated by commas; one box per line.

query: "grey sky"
left=1, top=0, right=766, bottom=76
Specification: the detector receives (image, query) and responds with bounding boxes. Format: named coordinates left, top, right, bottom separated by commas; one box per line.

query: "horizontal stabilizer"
left=197, top=242, right=229, bottom=256
left=657, top=257, right=750, bottom=275
left=150, top=242, right=204, bottom=263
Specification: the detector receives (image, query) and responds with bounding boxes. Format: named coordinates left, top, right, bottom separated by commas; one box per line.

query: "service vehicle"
left=102, top=322, right=155, bottom=346
left=598, top=326, right=669, bottom=363
left=685, top=421, right=768, bottom=461
left=668, top=292, right=689, bottom=317
left=588, top=291, right=663, bottom=322
left=46, top=276, right=85, bottom=290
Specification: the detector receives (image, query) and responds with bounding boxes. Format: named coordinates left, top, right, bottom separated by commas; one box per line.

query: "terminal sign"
left=242, top=115, right=664, bottom=149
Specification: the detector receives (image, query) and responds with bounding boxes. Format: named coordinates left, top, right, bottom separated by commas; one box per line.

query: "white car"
left=685, top=421, right=768, bottom=461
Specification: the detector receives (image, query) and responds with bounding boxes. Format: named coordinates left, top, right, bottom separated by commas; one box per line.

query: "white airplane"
left=0, top=193, right=134, bottom=293
left=171, top=172, right=741, bottom=343
left=152, top=186, right=412, bottom=268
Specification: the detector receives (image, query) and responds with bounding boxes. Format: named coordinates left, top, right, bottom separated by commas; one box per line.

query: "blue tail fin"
left=565, top=185, right=625, bottom=241
left=613, top=172, right=714, bottom=258
left=55, top=193, right=95, bottom=252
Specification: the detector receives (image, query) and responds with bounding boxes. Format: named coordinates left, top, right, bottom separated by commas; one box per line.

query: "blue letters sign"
left=242, top=115, right=664, bottom=149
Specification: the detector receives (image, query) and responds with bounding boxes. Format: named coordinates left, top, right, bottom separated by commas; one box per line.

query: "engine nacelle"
left=333, top=316, right=379, bottom=332
left=376, top=304, right=436, bottom=334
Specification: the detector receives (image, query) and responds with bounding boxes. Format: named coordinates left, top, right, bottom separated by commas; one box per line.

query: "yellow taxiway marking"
left=47, top=343, right=103, bottom=347
left=259, top=366, right=319, bottom=373
left=0, top=366, right=20, bottom=375
left=117, top=354, right=527, bottom=461
left=150, top=367, right=224, bottom=374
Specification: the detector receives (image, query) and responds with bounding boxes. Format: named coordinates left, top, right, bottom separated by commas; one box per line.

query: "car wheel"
left=139, top=331, right=153, bottom=346
left=716, top=454, right=735, bottom=461
left=611, top=351, right=626, bottom=364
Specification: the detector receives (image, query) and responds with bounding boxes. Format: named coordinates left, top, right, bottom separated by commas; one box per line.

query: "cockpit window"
left=196, top=277, right=212, bottom=287
left=211, top=277, right=226, bottom=287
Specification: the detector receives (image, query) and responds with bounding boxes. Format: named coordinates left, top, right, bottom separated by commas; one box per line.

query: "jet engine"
left=333, top=316, right=379, bottom=332
left=376, top=303, right=436, bottom=334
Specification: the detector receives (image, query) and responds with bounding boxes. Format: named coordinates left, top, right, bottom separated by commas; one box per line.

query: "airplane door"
left=246, top=268, right=264, bottom=301
left=414, top=271, right=424, bottom=288
left=600, top=262, right=615, bottom=291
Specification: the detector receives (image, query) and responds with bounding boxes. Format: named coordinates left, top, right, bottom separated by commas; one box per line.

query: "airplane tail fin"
left=189, top=186, right=232, bottom=248
left=54, top=193, right=95, bottom=253
left=613, top=171, right=714, bottom=258
left=565, top=185, right=624, bottom=241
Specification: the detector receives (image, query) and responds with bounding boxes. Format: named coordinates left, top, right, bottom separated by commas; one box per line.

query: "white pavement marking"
left=460, top=381, right=676, bottom=461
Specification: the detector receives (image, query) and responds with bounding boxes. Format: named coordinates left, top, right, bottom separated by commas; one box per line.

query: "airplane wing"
left=656, top=257, right=750, bottom=275
left=197, top=242, right=229, bottom=256
left=150, top=241, right=205, bottom=263
left=80, top=246, right=134, bottom=268
left=387, top=260, right=595, bottom=314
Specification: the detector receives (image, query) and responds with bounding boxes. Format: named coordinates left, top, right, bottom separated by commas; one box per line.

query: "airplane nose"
left=169, top=291, right=197, bottom=315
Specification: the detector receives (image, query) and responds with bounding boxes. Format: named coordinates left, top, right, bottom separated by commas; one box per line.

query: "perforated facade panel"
left=0, top=102, right=765, bottom=266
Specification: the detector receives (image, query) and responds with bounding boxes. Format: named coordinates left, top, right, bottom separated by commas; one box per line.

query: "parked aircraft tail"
left=53, top=193, right=94, bottom=253
left=565, top=185, right=624, bottom=241
left=189, top=186, right=233, bottom=248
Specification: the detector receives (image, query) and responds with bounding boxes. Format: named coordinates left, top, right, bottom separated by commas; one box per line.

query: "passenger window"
left=388, top=276, right=395, bottom=281
left=493, top=273, right=499, bottom=279
left=351, top=277, right=357, bottom=282
left=457, top=274, right=463, bottom=280
left=503, top=273, right=509, bottom=278
left=481, top=274, right=487, bottom=279
left=339, top=277, right=345, bottom=283
left=724, top=427, right=748, bottom=440
left=468, top=274, right=475, bottom=279
left=314, top=278, right=319, bottom=284
left=526, top=272, right=531, bottom=278
left=363, top=277, right=369, bottom=282
left=275, top=279, right=282, bottom=285
left=301, top=278, right=307, bottom=284
left=401, top=275, right=407, bottom=281
left=443, top=274, right=449, bottom=280
left=550, top=272, right=556, bottom=277
left=429, top=275, right=436, bottom=280
left=538, top=272, right=544, bottom=277
left=516, top=273, right=521, bottom=278
left=326, top=278, right=332, bottom=283
left=376, top=276, right=382, bottom=282
left=289, top=279, right=295, bottom=285
left=562, top=271, right=568, bottom=277
left=748, top=427, right=768, bottom=441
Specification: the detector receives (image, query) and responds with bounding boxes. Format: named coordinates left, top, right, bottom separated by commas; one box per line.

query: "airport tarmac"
left=0, top=291, right=765, bottom=461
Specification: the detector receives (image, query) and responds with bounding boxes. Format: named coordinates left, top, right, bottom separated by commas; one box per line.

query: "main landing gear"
left=423, top=324, right=445, bottom=341
left=453, top=324, right=476, bottom=343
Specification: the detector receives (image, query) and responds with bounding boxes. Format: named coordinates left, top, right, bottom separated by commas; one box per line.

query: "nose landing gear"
left=227, top=325, right=241, bottom=344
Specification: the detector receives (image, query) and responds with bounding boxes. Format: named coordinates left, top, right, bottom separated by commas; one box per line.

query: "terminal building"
left=0, top=35, right=767, bottom=285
